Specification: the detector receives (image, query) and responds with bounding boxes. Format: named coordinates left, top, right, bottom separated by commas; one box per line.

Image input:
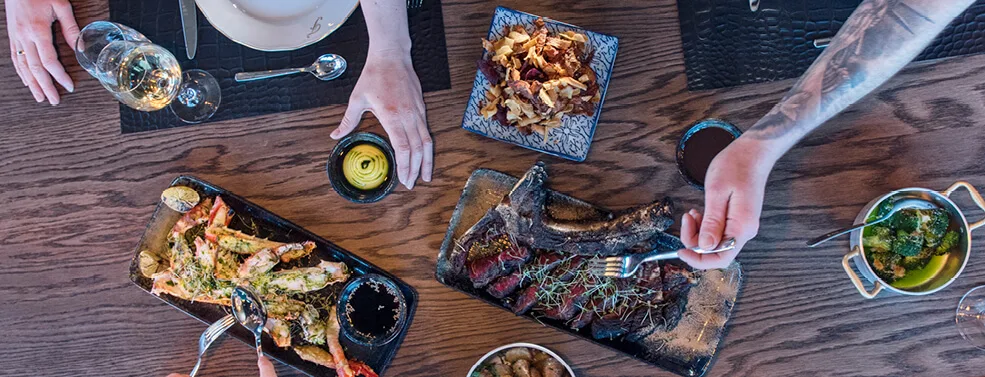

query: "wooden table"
left=4, top=0, right=985, bottom=376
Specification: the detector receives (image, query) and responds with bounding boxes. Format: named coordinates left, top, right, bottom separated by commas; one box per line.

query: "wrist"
left=368, top=35, right=412, bottom=56
left=732, top=135, right=782, bottom=169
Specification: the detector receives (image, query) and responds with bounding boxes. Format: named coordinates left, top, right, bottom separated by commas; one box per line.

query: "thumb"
left=332, top=102, right=366, bottom=140
left=258, top=356, right=277, bottom=377
left=699, top=188, right=730, bottom=250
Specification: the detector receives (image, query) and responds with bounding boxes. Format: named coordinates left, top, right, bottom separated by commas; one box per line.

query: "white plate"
left=466, top=343, right=576, bottom=377
left=196, top=0, right=360, bottom=52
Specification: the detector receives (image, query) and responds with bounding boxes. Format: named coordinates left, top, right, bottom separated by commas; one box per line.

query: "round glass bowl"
left=956, top=285, right=985, bottom=350
left=675, top=118, right=743, bottom=190
left=336, top=273, right=408, bottom=347
left=327, top=133, right=398, bottom=203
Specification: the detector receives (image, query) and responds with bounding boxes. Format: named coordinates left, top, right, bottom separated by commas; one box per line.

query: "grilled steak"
left=493, top=162, right=675, bottom=257
left=487, top=251, right=564, bottom=299
left=468, top=242, right=531, bottom=288
left=509, top=256, right=584, bottom=315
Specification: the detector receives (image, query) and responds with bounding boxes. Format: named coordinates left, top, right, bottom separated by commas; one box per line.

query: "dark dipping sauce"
left=344, top=279, right=401, bottom=342
left=680, top=126, right=737, bottom=186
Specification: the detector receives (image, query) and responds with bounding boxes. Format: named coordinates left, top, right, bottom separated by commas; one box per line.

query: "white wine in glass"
left=77, top=21, right=221, bottom=123
left=101, top=41, right=182, bottom=112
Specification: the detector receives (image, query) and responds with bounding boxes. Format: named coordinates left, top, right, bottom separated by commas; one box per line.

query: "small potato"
left=532, top=350, right=551, bottom=363
left=504, top=347, right=534, bottom=363
left=491, top=363, right=514, bottom=377
left=530, top=369, right=542, bottom=377
left=512, top=359, right=532, bottom=377
left=535, top=358, right=565, bottom=377
left=477, top=369, right=494, bottom=377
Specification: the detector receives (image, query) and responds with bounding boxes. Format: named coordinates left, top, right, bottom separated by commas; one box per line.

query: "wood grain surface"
left=2, top=1, right=985, bottom=376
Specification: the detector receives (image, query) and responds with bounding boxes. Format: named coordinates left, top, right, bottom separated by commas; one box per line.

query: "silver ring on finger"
left=16, top=50, right=25, bottom=56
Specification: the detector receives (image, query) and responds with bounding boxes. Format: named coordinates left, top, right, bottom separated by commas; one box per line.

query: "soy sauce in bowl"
left=337, top=273, right=408, bottom=346
left=676, top=119, right=742, bottom=190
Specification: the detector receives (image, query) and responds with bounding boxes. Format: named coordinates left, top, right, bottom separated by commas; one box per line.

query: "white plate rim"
left=195, top=0, right=360, bottom=52
left=465, top=342, right=576, bottom=377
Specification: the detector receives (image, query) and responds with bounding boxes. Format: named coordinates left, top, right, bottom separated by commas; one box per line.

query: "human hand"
left=678, top=137, right=775, bottom=269
left=332, top=48, right=432, bottom=190
left=165, top=355, right=277, bottom=377
left=5, top=0, right=80, bottom=105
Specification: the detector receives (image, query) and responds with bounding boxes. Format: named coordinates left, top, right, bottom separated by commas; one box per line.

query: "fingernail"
left=68, top=86, right=74, bottom=93
left=689, top=209, right=698, bottom=216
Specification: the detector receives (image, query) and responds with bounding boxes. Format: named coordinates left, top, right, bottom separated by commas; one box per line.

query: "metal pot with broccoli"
left=844, top=181, right=985, bottom=298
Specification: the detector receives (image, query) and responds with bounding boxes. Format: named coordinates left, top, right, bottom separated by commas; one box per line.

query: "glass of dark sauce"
left=676, top=119, right=743, bottom=190
left=337, top=273, right=408, bottom=347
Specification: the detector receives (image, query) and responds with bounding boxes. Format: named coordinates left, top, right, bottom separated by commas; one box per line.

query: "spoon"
left=231, top=286, right=267, bottom=359
left=234, top=53, right=347, bottom=82
left=806, top=198, right=937, bottom=247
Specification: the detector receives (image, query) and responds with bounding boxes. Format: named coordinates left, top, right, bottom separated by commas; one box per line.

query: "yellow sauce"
left=342, top=144, right=388, bottom=190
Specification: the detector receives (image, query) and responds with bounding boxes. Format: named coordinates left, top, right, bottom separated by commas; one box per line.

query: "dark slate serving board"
left=108, top=0, right=451, bottom=133
left=129, top=176, right=418, bottom=377
left=435, top=168, right=743, bottom=377
left=677, top=0, right=985, bottom=90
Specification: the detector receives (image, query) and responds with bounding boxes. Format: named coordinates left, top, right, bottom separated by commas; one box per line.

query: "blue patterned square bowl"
left=461, top=7, right=619, bottom=162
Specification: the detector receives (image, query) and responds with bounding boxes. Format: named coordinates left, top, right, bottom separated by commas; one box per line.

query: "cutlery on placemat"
left=234, top=53, right=347, bottom=82
left=179, top=0, right=198, bottom=59
left=189, top=315, right=235, bottom=377
left=586, top=238, right=737, bottom=278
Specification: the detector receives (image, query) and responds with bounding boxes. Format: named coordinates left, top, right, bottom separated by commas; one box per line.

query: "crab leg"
left=325, top=306, right=353, bottom=377
left=207, top=196, right=233, bottom=228
left=206, top=226, right=286, bottom=255
left=266, top=261, right=349, bottom=293
left=263, top=317, right=292, bottom=348
left=169, top=198, right=212, bottom=240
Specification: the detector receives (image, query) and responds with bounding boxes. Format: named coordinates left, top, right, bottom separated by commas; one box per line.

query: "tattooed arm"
left=678, top=0, right=975, bottom=269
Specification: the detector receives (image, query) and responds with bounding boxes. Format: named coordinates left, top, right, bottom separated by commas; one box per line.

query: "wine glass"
left=76, top=21, right=221, bottom=123
left=956, top=285, right=985, bottom=350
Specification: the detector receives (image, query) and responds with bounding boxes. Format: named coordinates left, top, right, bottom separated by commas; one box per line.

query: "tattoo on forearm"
left=747, top=0, right=971, bottom=141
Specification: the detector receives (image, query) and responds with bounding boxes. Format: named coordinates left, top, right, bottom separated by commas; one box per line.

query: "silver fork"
left=406, top=0, right=423, bottom=8
left=189, top=314, right=236, bottom=377
left=586, top=238, right=737, bottom=278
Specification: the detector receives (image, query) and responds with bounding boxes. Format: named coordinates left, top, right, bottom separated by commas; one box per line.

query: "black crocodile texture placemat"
left=678, top=0, right=985, bottom=90
left=109, top=0, right=450, bottom=133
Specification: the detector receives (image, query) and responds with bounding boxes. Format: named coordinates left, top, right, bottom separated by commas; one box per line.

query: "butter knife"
left=179, top=0, right=197, bottom=59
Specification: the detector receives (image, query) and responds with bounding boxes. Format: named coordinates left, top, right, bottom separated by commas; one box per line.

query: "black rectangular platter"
left=436, top=169, right=742, bottom=377
left=128, top=176, right=418, bottom=377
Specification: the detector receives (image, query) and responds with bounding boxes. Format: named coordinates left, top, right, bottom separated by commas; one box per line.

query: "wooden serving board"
left=435, top=168, right=743, bottom=377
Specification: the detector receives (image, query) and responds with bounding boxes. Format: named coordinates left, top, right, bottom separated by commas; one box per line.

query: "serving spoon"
left=231, top=286, right=267, bottom=359
left=806, top=198, right=938, bottom=247
left=234, top=53, right=347, bottom=82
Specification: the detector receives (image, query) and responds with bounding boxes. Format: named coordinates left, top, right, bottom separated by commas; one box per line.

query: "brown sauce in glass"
left=681, top=127, right=736, bottom=185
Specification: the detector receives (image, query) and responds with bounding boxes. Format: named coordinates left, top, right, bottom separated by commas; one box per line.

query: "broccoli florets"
left=869, top=252, right=903, bottom=283
left=921, top=209, right=950, bottom=248
left=893, top=230, right=924, bottom=257
left=892, top=209, right=923, bottom=233
left=901, top=247, right=935, bottom=270
left=862, top=226, right=894, bottom=252
left=935, top=230, right=960, bottom=256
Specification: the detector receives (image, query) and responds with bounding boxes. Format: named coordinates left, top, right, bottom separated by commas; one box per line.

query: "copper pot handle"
left=943, top=181, right=985, bottom=231
left=842, top=246, right=883, bottom=299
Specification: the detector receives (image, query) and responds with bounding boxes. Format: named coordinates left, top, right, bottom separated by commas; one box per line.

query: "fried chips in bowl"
left=477, top=18, right=601, bottom=141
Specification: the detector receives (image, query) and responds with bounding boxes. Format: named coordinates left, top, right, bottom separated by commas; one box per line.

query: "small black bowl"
left=336, top=273, right=409, bottom=347
left=675, top=119, right=743, bottom=191
left=327, top=133, right=398, bottom=203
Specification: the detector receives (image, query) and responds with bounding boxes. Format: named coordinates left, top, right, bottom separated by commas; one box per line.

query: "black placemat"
left=109, top=1, right=451, bottom=133
left=677, top=0, right=985, bottom=90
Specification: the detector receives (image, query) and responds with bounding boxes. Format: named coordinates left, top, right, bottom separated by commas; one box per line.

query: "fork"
left=586, top=238, right=737, bottom=278
left=189, top=314, right=237, bottom=377
left=406, top=0, right=423, bottom=8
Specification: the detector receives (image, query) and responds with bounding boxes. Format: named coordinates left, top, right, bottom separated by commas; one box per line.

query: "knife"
left=179, top=0, right=198, bottom=59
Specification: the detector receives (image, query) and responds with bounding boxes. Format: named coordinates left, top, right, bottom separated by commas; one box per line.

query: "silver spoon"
left=806, top=198, right=937, bottom=247
left=231, top=286, right=267, bottom=359
left=234, top=53, right=347, bottom=82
